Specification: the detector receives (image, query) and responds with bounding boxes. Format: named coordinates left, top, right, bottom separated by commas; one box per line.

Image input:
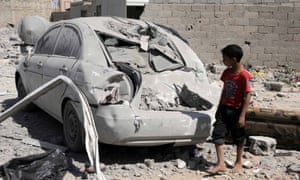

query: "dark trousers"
left=212, top=105, right=246, bottom=146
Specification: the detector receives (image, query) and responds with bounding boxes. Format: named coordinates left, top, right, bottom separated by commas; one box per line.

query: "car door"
left=23, top=25, right=61, bottom=107
left=42, top=24, right=82, bottom=118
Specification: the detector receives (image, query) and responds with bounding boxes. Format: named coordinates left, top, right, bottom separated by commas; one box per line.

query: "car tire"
left=16, top=78, right=36, bottom=111
left=63, top=101, right=84, bottom=152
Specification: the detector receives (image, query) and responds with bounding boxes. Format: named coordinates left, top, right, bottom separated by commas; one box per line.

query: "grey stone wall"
left=141, top=0, right=300, bottom=70
left=0, top=0, right=52, bottom=27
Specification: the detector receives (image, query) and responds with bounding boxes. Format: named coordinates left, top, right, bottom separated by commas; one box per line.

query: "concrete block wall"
left=0, top=0, right=52, bottom=27
left=141, top=0, right=300, bottom=70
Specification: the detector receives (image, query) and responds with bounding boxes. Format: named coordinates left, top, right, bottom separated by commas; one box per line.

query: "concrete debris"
left=249, top=65, right=298, bottom=84
left=139, top=70, right=217, bottom=111
left=206, top=63, right=226, bottom=74
left=144, top=159, right=155, bottom=169
left=177, top=84, right=212, bottom=110
left=249, top=136, right=277, bottom=156
left=0, top=26, right=21, bottom=63
left=264, top=81, right=284, bottom=91
left=225, top=159, right=234, bottom=168
left=286, top=163, right=300, bottom=174
left=243, top=152, right=255, bottom=159
left=176, top=159, right=186, bottom=169
left=242, top=160, right=253, bottom=169
left=275, top=149, right=293, bottom=156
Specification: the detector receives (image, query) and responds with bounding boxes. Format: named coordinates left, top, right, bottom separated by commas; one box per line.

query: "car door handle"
left=59, top=65, right=68, bottom=72
left=37, top=61, right=43, bottom=68
left=23, top=61, right=28, bottom=67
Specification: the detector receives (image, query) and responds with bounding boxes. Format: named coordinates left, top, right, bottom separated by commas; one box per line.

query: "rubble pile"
left=0, top=26, right=21, bottom=65
left=206, top=63, right=300, bottom=110
left=250, top=65, right=299, bottom=85
left=83, top=142, right=300, bottom=180
left=206, top=63, right=300, bottom=88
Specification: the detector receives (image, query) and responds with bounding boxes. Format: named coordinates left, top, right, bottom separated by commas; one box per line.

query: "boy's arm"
left=238, top=92, right=251, bottom=127
left=216, top=88, right=224, bottom=116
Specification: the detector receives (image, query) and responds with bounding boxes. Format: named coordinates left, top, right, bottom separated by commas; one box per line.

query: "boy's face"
left=222, top=54, right=237, bottom=67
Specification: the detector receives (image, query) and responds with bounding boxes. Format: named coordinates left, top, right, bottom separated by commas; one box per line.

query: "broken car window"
left=54, top=26, right=81, bottom=58
left=98, top=31, right=184, bottom=73
left=35, top=26, right=61, bottom=55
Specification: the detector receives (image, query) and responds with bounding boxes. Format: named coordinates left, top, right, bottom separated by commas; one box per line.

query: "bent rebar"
left=0, top=75, right=106, bottom=180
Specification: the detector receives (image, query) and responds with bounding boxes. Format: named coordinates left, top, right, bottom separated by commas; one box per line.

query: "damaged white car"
left=16, top=16, right=219, bottom=152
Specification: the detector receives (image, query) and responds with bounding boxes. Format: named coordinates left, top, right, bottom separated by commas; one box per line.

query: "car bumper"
left=91, top=104, right=215, bottom=146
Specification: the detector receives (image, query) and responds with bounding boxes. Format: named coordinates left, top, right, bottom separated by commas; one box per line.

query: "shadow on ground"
left=1, top=97, right=208, bottom=178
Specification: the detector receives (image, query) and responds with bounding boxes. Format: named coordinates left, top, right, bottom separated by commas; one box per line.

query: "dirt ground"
left=0, top=62, right=300, bottom=180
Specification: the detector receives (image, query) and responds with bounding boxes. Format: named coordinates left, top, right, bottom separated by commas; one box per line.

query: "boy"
left=208, top=44, right=251, bottom=174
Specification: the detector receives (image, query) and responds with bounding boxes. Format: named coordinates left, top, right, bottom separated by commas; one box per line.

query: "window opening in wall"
left=81, top=10, right=87, bottom=17
left=127, top=6, right=144, bottom=19
left=96, top=5, right=101, bottom=16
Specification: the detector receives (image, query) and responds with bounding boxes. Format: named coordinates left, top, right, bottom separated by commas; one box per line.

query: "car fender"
left=15, top=57, right=31, bottom=94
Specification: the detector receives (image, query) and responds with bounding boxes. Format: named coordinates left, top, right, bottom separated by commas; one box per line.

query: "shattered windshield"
left=96, top=19, right=185, bottom=73
left=93, top=18, right=214, bottom=112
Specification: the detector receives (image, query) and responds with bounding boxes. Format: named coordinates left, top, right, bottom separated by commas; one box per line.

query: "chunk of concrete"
left=264, top=81, right=283, bottom=91
left=249, top=136, right=277, bottom=156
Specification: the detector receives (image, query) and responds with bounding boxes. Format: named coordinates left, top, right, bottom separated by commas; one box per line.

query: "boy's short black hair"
left=221, top=44, right=243, bottom=62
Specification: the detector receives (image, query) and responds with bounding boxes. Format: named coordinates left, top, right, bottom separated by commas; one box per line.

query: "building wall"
left=70, top=0, right=126, bottom=18
left=1, top=0, right=299, bottom=70
left=0, top=0, right=52, bottom=27
left=141, top=0, right=300, bottom=70
left=59, top=0, right=75, bottom=11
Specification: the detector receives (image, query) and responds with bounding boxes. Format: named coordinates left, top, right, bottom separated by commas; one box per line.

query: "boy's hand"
left=238, top=116, right=245, bottom=128
left=215, top=106, right=221, bottom=118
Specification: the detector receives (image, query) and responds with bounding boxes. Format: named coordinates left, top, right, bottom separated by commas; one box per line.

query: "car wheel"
left=63, top=101, right=84, bottom=152
left=16, top=78, right=36, bottom=111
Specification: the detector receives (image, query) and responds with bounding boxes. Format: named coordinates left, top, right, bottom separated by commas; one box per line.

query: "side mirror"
left=26, top=46, right=34, bottom=56
left=23, top=46, right=34, bottom=67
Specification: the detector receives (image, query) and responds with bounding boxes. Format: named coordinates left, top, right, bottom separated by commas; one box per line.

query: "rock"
left=275, top=149, right=293, bottom=156
left=121, top=164, right=131, bottom=170
left=242, top=160, right=253, bottom=169
left=133, top=171, right=142, bottom=177
left=225, top=159, right=234, bottom=168
left=276, top=93, right=286, bottom=97
left=250, top=90, right=258, bottom=96
left=264, top=81, right=284, bottom=91
left=286, top=163, right=300, bottom=174
left=144, top=159, right=155, bottom=169
left=249, top=136, right=277, bottom=156
left=160, top=168, right=168, bottom=176
left=206, top=63, right=226, bottom=74
left=137, top=163, right=147, bottom=169
left=243, top=152, right=255, bottom=159
left=122, top=172, right=129, bottom=177
left=176, top=159, right=186, bottom=169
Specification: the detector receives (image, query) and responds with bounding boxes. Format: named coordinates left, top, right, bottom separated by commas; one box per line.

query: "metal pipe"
left=0, top=77, right=62, bottom=123
left=0, top=75, right=106, bottom=179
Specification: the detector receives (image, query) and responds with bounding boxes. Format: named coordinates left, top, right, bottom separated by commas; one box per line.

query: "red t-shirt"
left=221, top=68, right=251, bottom=108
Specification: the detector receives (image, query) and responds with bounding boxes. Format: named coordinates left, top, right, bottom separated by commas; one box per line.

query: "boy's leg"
left=231, top=119, right=246, bottom=172
left=209, top=105, right=228, bottom=173
left=232, top=145, right=243, bottom=173
left=230, top=108, right=246, bottom=173
left=208, top=144, right=227, bottom=173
